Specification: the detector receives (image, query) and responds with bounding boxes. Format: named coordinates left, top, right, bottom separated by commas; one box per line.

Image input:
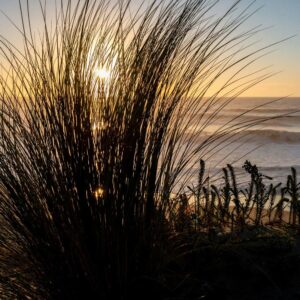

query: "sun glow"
left=94, top=187, right=104, bottom=199
left=95, top=68, right=110, bottom=79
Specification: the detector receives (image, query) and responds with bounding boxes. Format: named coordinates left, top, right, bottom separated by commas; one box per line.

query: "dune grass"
left=179, top=160, right=300, bottom=233
left=0, top=0, right=296, bottom=299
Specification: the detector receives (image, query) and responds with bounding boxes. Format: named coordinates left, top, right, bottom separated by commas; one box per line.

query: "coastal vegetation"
left=0, top=0, right=299, bottom=299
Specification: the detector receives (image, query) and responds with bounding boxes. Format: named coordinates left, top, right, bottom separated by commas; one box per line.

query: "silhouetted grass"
left=0, top=0, right=296, bottom=299
left=183, top=161, right=300, bottom=233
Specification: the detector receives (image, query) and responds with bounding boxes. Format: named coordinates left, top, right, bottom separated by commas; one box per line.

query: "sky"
left=0, top=0, right=299, bottom=97
left=243, top=0, right=300, bottom=97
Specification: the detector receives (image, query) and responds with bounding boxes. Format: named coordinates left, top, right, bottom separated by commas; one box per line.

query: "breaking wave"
left=240, top=129, right=300, bottom=144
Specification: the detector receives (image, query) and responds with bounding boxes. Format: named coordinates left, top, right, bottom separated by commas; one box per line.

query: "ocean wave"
left=189, top=128, right=300, bottom=145
left=201, top=114, right=300, bottom=126
left=242, top=129, right=300, bottom=144
left=183, top=165, right=300, bottom=187
left=187, top=111, right=300, bottom=125
left=223, top=108, right=300, bottom=114
left=208, top=165, right=300, bottom=173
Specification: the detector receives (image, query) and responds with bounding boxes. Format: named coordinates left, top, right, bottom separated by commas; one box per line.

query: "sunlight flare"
left=94, top=187, right=105, bottom=199
left=95, top=68, right=110, bottom=79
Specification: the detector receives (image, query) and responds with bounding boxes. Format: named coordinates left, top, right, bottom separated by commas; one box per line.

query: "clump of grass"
left=185, top=160, right=300, bottom=234
left=287, top=168, right=300, bottom=226
left=0, top=0, right=293, bottom=299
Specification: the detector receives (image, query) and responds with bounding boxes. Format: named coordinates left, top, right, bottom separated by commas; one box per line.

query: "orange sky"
left=0, top=0, right=299, bottom=98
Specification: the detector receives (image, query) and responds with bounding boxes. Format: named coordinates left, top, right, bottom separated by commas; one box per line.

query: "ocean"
left=180, top=97, right=300, bottom=187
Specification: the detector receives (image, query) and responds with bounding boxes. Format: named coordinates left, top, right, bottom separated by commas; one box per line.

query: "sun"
left=95, top=68, right=110, bottom=79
